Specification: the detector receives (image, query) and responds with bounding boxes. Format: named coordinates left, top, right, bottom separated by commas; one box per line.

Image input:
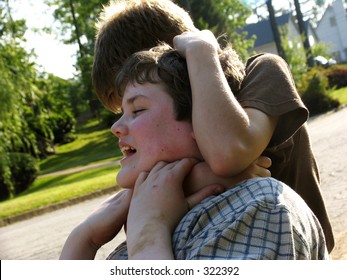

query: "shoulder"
left=226, top=177, right=286, bottom=207
left=184, top=178, right=290, bottom=224
left=242, top=53, right=295, bottom=92
left=246, top=53, right=288, bottom=68
left=174, top=178, right=327, bottom=259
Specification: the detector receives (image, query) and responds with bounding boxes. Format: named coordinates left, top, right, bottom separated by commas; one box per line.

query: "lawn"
left=0, top=119, right=122, bottom=220
left=39, top=119, right=122, bottom=175
left=330, top=86, right=347, bottom=104
left=0, top=165, right=120, bottom=219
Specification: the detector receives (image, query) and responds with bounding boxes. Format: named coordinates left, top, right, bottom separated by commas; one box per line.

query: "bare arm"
left=173, top=31, right=278, bottom=177
left=59, top=190, right=132, bottom=259
left=126, top=159, right=224, bottom=259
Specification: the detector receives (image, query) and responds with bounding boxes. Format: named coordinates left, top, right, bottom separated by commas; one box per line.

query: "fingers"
left=186, top=184, right=224, bottom=210
left=173, top=30, right=219, bottom=56
left=254, top=157, right=271, bottom=177
left=256, top=156, right=272, bottom=169
left=145, top=158, right=199, bottom=181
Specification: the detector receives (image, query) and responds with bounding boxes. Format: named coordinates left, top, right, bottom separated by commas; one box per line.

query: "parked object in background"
left=314, top=56, right=337, bottom=68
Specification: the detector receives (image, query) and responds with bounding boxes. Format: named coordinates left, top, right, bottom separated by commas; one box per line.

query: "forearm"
left=186, top=46, right=255, bottom=175
left=59, top=224, right=99, bottom=260
left=185, top=41, right=277, bottom=177
left=60, top=191, right=131, bottom=260
left=127, top=225, right=174, bottom=260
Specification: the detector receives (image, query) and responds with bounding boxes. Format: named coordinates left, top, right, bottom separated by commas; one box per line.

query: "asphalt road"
left=0, top=194, right=125, bottom=260
left=1, top=106, right=347, bottom=260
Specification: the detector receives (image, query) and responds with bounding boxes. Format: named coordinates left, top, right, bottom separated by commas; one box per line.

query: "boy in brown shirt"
left=91, top=0, right=333, bottom=252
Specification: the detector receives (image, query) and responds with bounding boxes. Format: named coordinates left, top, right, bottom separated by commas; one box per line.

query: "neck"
left=183, top=161, right=234, bottom=196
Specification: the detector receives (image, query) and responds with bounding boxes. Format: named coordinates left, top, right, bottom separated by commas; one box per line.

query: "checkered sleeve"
left=173, top=178, right=328, bottom=260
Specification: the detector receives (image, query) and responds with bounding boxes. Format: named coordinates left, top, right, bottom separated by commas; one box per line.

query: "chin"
left=116, top=173, right=136, bottom=189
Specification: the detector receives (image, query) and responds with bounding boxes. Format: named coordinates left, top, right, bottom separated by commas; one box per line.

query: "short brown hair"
left=115, top=44, right=192, bottom=120
left=93, top=0, right=245, bottom=112
left=93, top=0, right=195, bottom=112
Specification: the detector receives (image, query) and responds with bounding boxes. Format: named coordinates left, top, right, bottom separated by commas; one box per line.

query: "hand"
left=173, top=30, right=220, bottom=58
left=184, top=157, right=271, bottom=195
left=232, top=156, right=272, bottom=183
left=126, top=159, right=224, bottom=259
left=60, top=189, right=132, bottom=259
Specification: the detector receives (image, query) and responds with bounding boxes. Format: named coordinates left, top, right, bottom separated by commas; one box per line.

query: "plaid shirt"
left=107, top=178, right=329, bottom=260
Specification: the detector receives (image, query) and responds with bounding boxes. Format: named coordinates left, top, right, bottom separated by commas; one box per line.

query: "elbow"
left=208, top=148, right=249, bottom=177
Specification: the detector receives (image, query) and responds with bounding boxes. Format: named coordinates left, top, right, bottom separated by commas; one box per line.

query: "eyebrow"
left=126, top=94, right=147, bottom=105
left=121, top=94, right=148, bottom=112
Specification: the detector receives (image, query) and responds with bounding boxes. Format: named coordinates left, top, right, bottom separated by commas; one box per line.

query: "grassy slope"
left=330, top=87, right=347, bottom=105
left=39, top=119, right=122, bottom=175
left=0, top=165, right=120, bottom=219
left=0, top=120, right=122, bottom=219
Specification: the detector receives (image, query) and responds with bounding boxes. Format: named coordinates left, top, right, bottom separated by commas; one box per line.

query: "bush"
left=325, top=65, right=347, bottom=89
left=99, top=108, right=121, bottom=128
left=0, top=153, right=39, bottom=200
left=301, top=72, right=340, bottom=116
left=51, top=110, right=76, bottom=144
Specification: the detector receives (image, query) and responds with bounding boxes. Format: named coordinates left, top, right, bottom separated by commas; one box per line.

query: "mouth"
left=120, top=145, right=137, bottom=157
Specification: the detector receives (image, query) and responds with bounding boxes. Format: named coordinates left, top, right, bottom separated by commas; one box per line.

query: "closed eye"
left=132, top=108, right=146, bottom=116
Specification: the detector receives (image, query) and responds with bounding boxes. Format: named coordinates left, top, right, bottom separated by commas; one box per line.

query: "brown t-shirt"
left=237, top=53, right=334, bottom=252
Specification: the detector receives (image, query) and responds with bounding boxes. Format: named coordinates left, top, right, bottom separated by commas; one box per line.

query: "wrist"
left=185, top=42, right=218, bottom=62
left=59, top=224, right=98, bottom=259
left=127, top=223, right=173, bottom=259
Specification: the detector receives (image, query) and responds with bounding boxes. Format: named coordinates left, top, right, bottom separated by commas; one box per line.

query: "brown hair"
left=93, top=0, right=195, bottom=112
left=93, top=0, right=245, bottom=112
left=115, top=44, right=192, bottom=120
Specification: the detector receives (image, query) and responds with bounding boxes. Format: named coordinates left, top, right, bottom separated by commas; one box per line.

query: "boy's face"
left=111, top=82, right=203, bottom=189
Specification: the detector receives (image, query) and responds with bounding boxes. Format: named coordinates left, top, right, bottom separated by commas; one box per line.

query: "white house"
left=241, top=13, right=318, bottom=56
left=315, top=0, right=347, bottom=62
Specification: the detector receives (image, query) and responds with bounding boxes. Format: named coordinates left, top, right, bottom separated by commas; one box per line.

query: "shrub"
left=301, top=72, right=340, bottom=116
left=325, top=65, right=347, bottom=89
left=51, top=110, right=76, bottom=144
left=0, top=153, right=39, bottom=200
left=99, top=108, right=121, bottom=128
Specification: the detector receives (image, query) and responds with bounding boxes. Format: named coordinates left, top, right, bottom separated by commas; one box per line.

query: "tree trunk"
left=266, top=0, right=287, bottom=61
left=293, top=0, right=314, bottom=67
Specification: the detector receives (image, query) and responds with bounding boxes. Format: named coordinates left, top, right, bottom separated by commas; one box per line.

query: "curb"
left=0, top=185, right=121, bottom=228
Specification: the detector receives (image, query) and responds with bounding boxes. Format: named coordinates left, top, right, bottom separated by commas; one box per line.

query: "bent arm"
left=60, top=190, right=131, bottom=259
left=174, top=31, right=277, bottom=177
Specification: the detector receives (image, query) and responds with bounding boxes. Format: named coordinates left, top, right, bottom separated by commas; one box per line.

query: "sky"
left=9, top=0, right=77, bottom=79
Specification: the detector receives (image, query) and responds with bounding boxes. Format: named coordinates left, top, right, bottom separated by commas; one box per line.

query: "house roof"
left=241, top=13, right=291, bottom=47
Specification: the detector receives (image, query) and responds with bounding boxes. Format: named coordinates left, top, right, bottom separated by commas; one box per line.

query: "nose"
left=111, top=116, right=128, bottom=138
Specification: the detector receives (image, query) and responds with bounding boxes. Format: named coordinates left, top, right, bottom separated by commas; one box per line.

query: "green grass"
left=330, top=87, right=347, bottom=104
left=0, top=165, right=120, bottom=219
left=39, top=119, right=122, bottom=175
left=0, top=119, right=122, bottom=220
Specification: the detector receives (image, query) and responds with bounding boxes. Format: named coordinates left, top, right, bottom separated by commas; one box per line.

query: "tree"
left=266, top=0, right=286, bottom=60
left=0, top=0, right=41, bottom=198
left=47, top=0, right=109, bottom=118
left=0, top=0, right=77, bottom=199
left=176, top=0, right=254, bottom=60
left=293, top=0, right=314, bottom=67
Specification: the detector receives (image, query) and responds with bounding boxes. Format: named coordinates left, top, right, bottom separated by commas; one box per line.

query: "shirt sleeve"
left=173, top=178, right=328, bottom=260
left=237, top=53, right=308, bottom=145
left=181, top=203, right=300, bottom=259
